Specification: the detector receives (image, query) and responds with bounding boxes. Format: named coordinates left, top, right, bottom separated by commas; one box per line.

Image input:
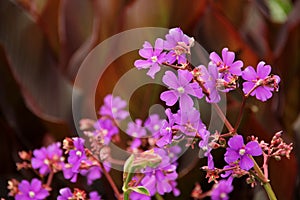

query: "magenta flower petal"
left=239, top=155, right=254, bottom=170
left=18, top=180, right=30, bottom=193
left=242, top=81, right=256, bottom=95
left=154, top=38, right=164, bottom=54
left=255, top=86, right=272, bottom=102
left=146, top=63, right=161, bottom=79
left=246, top=141, right=263, bottom=156
left=209, top=52, right=222, bottom=63
left=222, top=48, right=235, bottom=64
left=257, top=61, right=271, bottom=78
left=160, top=90, right=178, bottom=106
left=179, top=94, right=194, bottom=111
left=230, top=60, right=243, bottom=75
left=228, top=135, right=244, bottom=150
left=58, top=187, right=73, bottom=200
left=224, top=149, right=240, bottom=163
left=242, top=66, right=256, bottom=81
left=162, top=71, right=180, bottom=89
left=139, top=41, right=153, bottom=58
left=134, top=59, right=152, bottom=69
left=177, top=69, right=193, bottom=85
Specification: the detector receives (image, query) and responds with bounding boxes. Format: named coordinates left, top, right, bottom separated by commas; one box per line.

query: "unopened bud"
left=18, top=151, right=32, bottom=161
left=63, top=137, right=74, bottom=152
left=274, top=155, right=281, bottom=161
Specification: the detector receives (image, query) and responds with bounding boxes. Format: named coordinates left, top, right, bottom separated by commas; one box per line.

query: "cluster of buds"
left=259, top=131, right=293, bottom=160
left=7, top=179, right=19, bottom=197
left=63, top=137, right=75, bottom=153
left=16, top=151, right=32, bottom=170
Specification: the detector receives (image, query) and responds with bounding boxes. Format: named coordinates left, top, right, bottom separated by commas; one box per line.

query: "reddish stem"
left=212, top=103, right=234, bottom=133
left=46, top=171, right=54, bottom=188
left=234, top=84, right=260, bottom=132
left=99, top=162, right=122, bottom=200
left=263, top=153, right=269, bottom=180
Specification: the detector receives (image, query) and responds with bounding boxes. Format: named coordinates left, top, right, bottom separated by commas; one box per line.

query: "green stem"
left=155, top=193, right=164, bottom=200
left=263, top=182, right=277, bottom=200
left=250, top=156, right=277, bottom=200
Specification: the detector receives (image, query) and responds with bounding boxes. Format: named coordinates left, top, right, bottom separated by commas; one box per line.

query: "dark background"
left=0, top=0, right=299, bottom=199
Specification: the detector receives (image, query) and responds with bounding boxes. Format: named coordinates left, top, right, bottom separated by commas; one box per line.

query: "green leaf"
left=122, top=154, right=135, bottom=192
left=123, top=154, right=135, bottom=174
left=122, top=150, right=161, bottom=193
left=268, top=0, right=292, bottom=23
left=128, top=186, right=150, bottom=196
left=132, top=150, right=162, bottom=170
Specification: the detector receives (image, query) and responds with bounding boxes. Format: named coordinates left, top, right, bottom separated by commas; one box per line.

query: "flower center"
left=153, top=124, right=160, bottom=131
left=29, top=191, right=35, bottom=198
left=112, top=107, right=117, bottom=113
left=255, top=79, right=264, bottom=86
left=76, top=150, right=82, bottom=157
left=201, top=146, right=208, bottom=151
left=165, top=127, right=172, bottom=132
left=239, top=148, right=246, bottom=156
left=220, top=192, right=227, bottom=199
left=177, top=86, right=185, bottom=94
left=102, top=129, right=108, bottom=136
left=43, top=158, right=50, bottom=165
left=132, top=132, right=138, bottom=137
left=151, top=56, right=158, bottom=62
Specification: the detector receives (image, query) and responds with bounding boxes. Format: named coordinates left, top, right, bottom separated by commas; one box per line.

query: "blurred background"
left=0, top=0, right=299, bottom=199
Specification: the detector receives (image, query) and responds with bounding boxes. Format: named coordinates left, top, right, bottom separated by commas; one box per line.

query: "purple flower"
left=57, top=187, right=72, bottom=200
left=193, top=64, right=221, bottom=103
left=164, top=27, right=194, bottom=64
left=31, top=142, right=63, bottom=175
left=89, top=191, right=101, bottom=200
left=242, top=61, right=281, bottom=101
left=144, top=114, right=164, bottom=137
left=99, top=94, right=129, bottom=121
left=134, top=38, right=166, bottom=79
left=94, top=118, right=118, bottom=145
left=206, top=63, right=222, bottom=103
left=126, top=119, right=147, bottom=138
left=141, top=164, right=179, bottom=196
left=156, top=109, right=175, bottom=147
left=80, top=165, right=102, bottom=185
left=130, top=191, right=151, bottom=200
left=160, top=70, right=203, bottom=111
left=63, top=138, right=86, bottom=182
left=209, top=47, right=243, bottom=76
left=15, top=179, right=49, bottom=200
left=211, top=179, right=233, bottom=200
left=198, top=129, right=214, bottom=169
left=224, top=135, right=262, bottom=170
left=173, top=108, right=206, bottom=136
left=129, top=138, right=142, bottom=152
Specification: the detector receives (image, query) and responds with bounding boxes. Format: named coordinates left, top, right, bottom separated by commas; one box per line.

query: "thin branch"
left=212, top=103, right=234, bottom=133
left=46, top=171, right=54, bottom=188
left=99, top=162, right=122, bottom=200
